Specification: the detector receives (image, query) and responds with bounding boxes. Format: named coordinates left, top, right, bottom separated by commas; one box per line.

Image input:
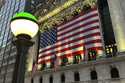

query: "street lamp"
left=10, top=12, right=39, bottom=83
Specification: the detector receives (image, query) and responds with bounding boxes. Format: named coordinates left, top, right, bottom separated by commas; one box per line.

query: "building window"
left=111, top=67, right=120, bottom=78
left=40, top=62, right=46, bottom=70
left=50, top=61, right=54, bottom=68
left=61, top=57, right=68, bottom=66
left=90, top=70, right=98, bottom=80
left=49, top=75, right=53, bottom=83
left=73, top=54, right=82, bottom=64
left=88, top=50, right=97, bottom=61
left=39, top=76, right=42, bottom=83
left=61, top=73, right=65, bottom=83
left=74, top=71, right=80, bottom=81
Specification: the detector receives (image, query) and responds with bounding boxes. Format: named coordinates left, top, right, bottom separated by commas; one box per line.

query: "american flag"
left=38, top=7, right=103, bottom=67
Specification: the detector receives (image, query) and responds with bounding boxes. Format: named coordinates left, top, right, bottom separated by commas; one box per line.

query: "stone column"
left=53, top=72, right=60, bottom=83
left=43, top=74, right=49, bottom=83
left=25, top=74, right=31, bottom=83
left=116, top=61, right=125, bottom=83
left=65, top=70, right=74, bottom=83
left=33, top=76, right=40, bottom=83
left=96, top=65, right=110, bottom=80
left=107, top=0, right=125, bottom=52
left=79, top=67, right=90, bottom=81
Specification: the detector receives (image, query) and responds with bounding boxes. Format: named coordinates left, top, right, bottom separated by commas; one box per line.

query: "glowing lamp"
left=10, top=12, right=39, bottom=39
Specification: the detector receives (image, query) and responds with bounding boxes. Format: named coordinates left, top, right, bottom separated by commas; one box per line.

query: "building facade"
left=25, top=0, right=125, bottom=83
left=0, top=0, right=37, bottom=83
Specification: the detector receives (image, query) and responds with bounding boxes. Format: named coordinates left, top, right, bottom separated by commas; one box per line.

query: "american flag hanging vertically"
left=38, top=7, right=103, bottom=67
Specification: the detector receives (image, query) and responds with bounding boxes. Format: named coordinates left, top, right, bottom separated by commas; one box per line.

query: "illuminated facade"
left=0, top=0, right=37, bottom=83
left=25, top=0, right=125, bottom=83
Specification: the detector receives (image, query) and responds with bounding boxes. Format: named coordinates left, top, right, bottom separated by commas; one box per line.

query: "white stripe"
left=39, top=44, right=56, bottom=52
left=39, top=55, right=53, bottom=61
left=46, top=62, right=51, bottom=68
left=57, top=49, right=83, bottom=56
left=39, top=48, right=56, bottom=57
left=58, top=21, right=99, bottom=36
left=39, top=36, right=101, bottom=57
left=38, top=58, right=42, bottom=63
left=58, top=10, right=98, bottom=30
left=86, top=43, right=103, bottom=49
left=58, top=28, right=100, bottom=40
left=84, top=36, right=101, bottom=42
left=97, top=50, right=103, bottom=55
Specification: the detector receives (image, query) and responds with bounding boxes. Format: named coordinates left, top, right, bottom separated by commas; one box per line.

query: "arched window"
left=39, top=76, right=42, bottom=83
left=74, top=71, right=80, bottom=81
left=88, top=50, right=97, bottom=61
left=111, top=67, right=120, bottom=78
left=90, top=70, right=98, bottom=80
left=61, top=57, right=68, bottom=66
left=73, top=54, right=82, bottom=64
left=49, top=75, right=53, bottom=83
left=61, top=73, right=65, bottom=83
left=41, top=62, right=46, bottom=70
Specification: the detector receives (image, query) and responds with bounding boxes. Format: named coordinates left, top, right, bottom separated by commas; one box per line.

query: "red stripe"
left=39, top=32, right=101, bottom=53
left=58, top=20, right=99, bottom=37
left=39, top=39, right=102, bottom=58
left=84, top=39, right=102, bottom=45
left=58, top=13, right=98, bottom=31
left=87, top=47, right=103, bottom=50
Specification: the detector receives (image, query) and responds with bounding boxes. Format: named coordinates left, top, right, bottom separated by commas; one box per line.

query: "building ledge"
left=64, top=78, right=125, bottom=83
left=25, top=53, right=125, bottom=77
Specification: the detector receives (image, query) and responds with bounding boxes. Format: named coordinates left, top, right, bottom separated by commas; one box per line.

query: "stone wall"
left=25, top=55, right=125, bottom=83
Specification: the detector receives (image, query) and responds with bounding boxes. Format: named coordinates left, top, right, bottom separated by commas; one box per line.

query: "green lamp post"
left=10, top=12, right=39, bottom=83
